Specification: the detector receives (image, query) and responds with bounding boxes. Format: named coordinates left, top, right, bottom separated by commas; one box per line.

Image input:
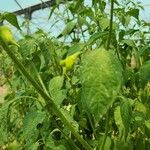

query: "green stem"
left=100, top=109, right=110, bottom=150
left=37, top=74, right=49, bottom=96
left=1, top=58, right=12, bottom=88
left=55, top=121, right=80, bottom=150
left=0, top=38, right=93, bottom=150
left=88, top=113, right=97, bottom=139
left=30, top=61, right=50, bottom=96
left=107, top=0, right=114, bottom=50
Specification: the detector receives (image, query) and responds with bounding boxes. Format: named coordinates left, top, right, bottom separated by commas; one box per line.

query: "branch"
left=107, top=0, right=114, bottom=50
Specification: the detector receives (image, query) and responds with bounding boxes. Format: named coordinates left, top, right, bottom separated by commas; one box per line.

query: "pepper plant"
left=0, top=0, right=150, bottom=149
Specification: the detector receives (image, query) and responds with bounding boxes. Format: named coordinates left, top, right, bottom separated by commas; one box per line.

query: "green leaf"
left=48, top=2, right=59, bottom=20
left=120, top=99, right=132, bottom=141
left=114, top=140, right=132, bottom=150
left=2, top=12, right=20, bottom=30
left=99, top=136, right=111, bottom=150
left=0, top=95, right=30, bottom=145
left=127, top=9, right=139, bottom=20
left=99, top=17, right=110, bottom=30
left=99, top=1, right=106, bottom=12
left=67, top=43, right=85, bottom=55
left=45, top=134, right=67, bottom=150
left=45, top=134, right=55, bottom=148
left=0, top=100, right=13, bottom=145
left=23, top=111, right=46, bottom=140
left=114, top=106, right=124, bottom=138
left=87, top=31, right=108, bottom=45
left=24, top=58, right=39, bottom=78
left=49, top=76, right=66, bottom=106
left=132, top=111, right=145, bottom=128
left=26, top=142, right=39, bottom=150
left=134, top=101, right=147, bottom=115
left=60, top=108, right=79, bottom=132
left=49, top=76, right=64, bottom=90
left=32, top=53, right=41, bottom=72
left=145, top=120, right=150, bottom=130
left=58, top=21, right=76, bottom=38
left=19, top=36, right=37, bottom=57
left=54, top=145, right=66, bottom=150
left=138, top=60, right=150, bottom=88
left=78, top=16, right=87, bottom=27
left=79, top=48, right=123, bottom=122
left=122, top=39, right=136, bottom=47
left=124, top=15, right=131, bottom=26
left=133, top=135, right=145, bottom=150
left=8, top=140, right=20, bottom=150
left=138, top=44, right=150, bottom=57
left=73, top=0, right=84, bottom=13
left=145, top=120, right=150, bottom=137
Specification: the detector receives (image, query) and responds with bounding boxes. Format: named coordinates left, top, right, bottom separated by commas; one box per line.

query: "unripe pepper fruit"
left=0, top=25, right=19, bottom=47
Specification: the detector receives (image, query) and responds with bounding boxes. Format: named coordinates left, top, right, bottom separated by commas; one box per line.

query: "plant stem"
left=100, top=109, right=110, bottom=150
left=107, top=0, right=114, bottom=50
left=37, top=74, right=49, bottom=96
left=1, top=58, right=12, bottom=88
left=30, top=61, right=50, bottom=96
left=0, top=38, right=93, bottom=150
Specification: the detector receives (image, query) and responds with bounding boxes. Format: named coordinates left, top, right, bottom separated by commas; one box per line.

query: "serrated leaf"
left=120, top=99, right=132, bottom=141
left=79, top=49, right=123, bottom=122
left=0, top=100, right=13, bottom=145
left=49, top=76, right=66, bottom=106
left=23, top=111, right=46, bottom=140
left=19, top=37, right=37, bottom=57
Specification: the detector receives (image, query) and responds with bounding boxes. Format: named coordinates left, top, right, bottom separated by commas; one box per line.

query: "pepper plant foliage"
left=0, top=0, right=150, bottom=149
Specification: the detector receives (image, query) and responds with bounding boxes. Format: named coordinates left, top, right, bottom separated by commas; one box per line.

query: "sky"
left=0, top=0, right=48, bottom=12
left=0, top=0, right=150, bottom=39
left=0, top=0, right=150, bottom=19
